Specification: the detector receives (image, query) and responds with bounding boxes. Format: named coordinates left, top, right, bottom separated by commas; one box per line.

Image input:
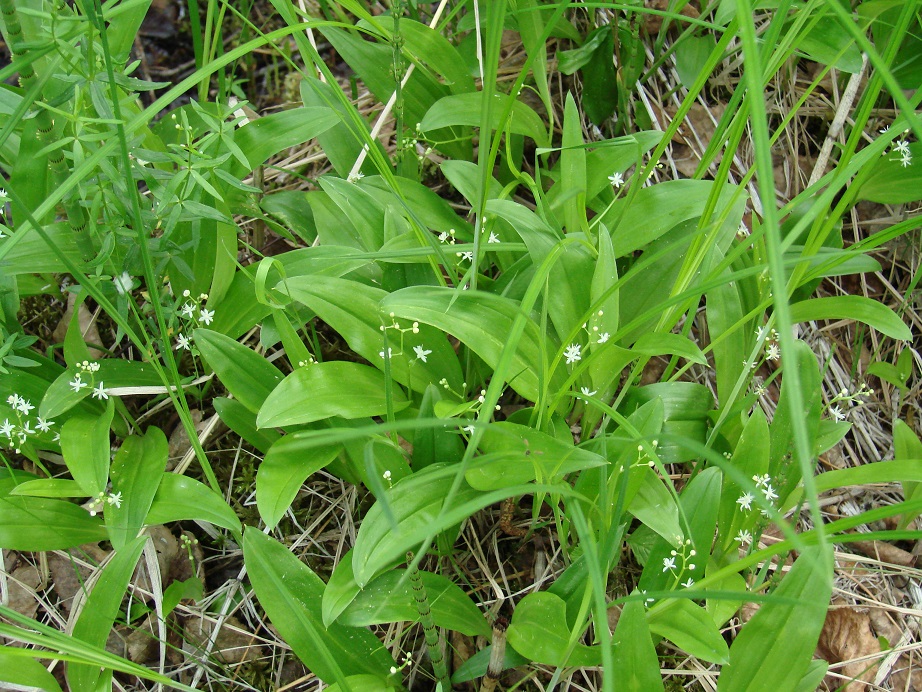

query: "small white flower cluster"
left=86, top=490, right=122, bottom=517
left=388, top=652, right=412, bottom=676
left=732, top=474, right=782, bottom=551
left=174, top=290, right=214, bottom=351
left=2, top=394, right=56, bottom=454
left=379, top=313, right=433, bottom=365
left=662, top=536, right=697, bottom=590
left=69, top=361, right=109, bottom=401
left=825, top=383, right=873, bottom=423
left=891, top=138, right=912, bottom=168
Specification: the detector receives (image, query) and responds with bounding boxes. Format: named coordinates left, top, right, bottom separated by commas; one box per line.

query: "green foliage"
left=0, top=0, right=918, bottom=689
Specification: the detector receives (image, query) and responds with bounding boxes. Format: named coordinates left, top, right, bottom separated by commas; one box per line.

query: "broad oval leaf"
left=647, top=598, right=729, bottom=664
left=257, top=434, right=342, bottom=530
left=351, top=465, right=481, bottom=587
left=107, top=427, right=168, bottom=550
left=195, top=328, right=284, bottom=414
left=0, top=648, right=63, bottom=692
left=420, top=92, right=549, bottom=147
left=146, top=474, right=242, bottom=534
left=506, top=591, right=599, bottom=667
left=466, top=422, right=607, bottom=491
left=257, top=362, right=409, bottom=429
left=381, top=286, right=563, bottom=402
left=789, top=296, right=911, bottom=341
left=282, top=275, right=463, bottom=392
left=0, top=496, right=107, bottom=550
left=60, top=403, right=114, bottom=497
left=719, top=546, right=833, bottom=691
left=339, top=569, right=490, bottom=637
left=242, top=528, right=393, bottom=685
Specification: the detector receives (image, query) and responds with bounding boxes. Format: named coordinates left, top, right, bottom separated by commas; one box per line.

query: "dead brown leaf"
left=849, top=539, right=915, bottom=567
left=53, top=293, right=105, bottom=360
left=6, top=562, right=43, bottom=619
left=47, top=544, right=110, bottom=613
left=816, top=605, right=881, bottom=692
left=183, top=614, right=261, bottom=665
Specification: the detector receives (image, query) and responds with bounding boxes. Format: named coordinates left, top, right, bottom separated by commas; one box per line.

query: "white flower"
left=107, top=491, right=122, bottom=508
left=198, top=308, right=214, bottom=325
left=347, top=171, right=365, bottom=183
left=0, top=419, right=14, bottom=437
left=35, top=417, right=52, bottom=433
left=180, top=302, right=196, bottom=318
left=662, top=556, right=676, bottom=572
left=736, top=492, right=755, bottom=511
left=761, top=484, right=778, bottom=502
left=69, top=374, right=87, bottom=393
left=438, top=231, right=449, bottom=242
left=0, top=188, right=7, bottom=202
left=735, top=529, right=753, bottom=545
left=752, top=474, right=770, bottom=488
left=829, top=405, right=846, bottom=422
left=383, top=470, right=392, bottom=480
left=462, top=424, right=475, bottom=435
left=608, top=172, right=624, bottom=188
left=6, top=393, right=20, bottom=408
left=14, top=397, right=34, bottom=415
left=900, top=153, right=912, bottom=167
left=378, top=347, right=393, bottom=359
left=92, top=383, right=109, bottom=400
left=488, top=232, right=500, bottom=244
left=893, top=139, right=911, bottom=156
left=764, top=342, right=781, bottom=361
left=596, top=332, right=610, bottom=344
left=175, top=333, right=191, bottom=351
left=580, top=386, right=597, bottom=398
left=458, top=251, right=474, bottom=262
left=113, top=271, right=133, bottom=295
left=681, top=578, right=695, bottom=588
left=412, top=345, right=432, bottom=363
left=564, top=343, right=582, bottom=365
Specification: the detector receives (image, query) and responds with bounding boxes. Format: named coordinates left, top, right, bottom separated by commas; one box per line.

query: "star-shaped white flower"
left=752, top=474, right=771, bottom=487
left=14, top=397, right=34, bottom=415
left=92, top=383, right=109, bottom=400
left=488, top=232, right=500, bottom=244
left=596, top=332, right=610, bottom=344
left=0, top=419, right=14, bottom=437
left=735, top=529, right=753, bottom=545
left=199, top=308, right=214, bottom=325
left=35, top=417, right=53, bottom=433
left=107, top=491, right=122, bottom=508
left=761, top=484, right=778, bottom=502
left=564, top=343, right=582, bottom=365
left=69, top=374, right=87, bottom=393
left=893, top=139, right=911, bottom=156
left=180, top=302, right=196, bottom=318
left=176, top=333, right=191, bottom=351
left=829, top=405, right=846, bottom=422
left=736, top=492, right=755, bottom=511
left=580, top=386, right=597, bottom=398
left=662, top=556, right=676, bottom=572
left=412, top=345, right=432, bottom=363
left=608, top=172, right=624, bottom=188
left=681, top=578, right=695, bottom=588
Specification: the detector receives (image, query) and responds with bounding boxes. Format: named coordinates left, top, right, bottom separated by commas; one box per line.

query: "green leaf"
left=162, top=577, right=204, bottom=617
left=675, top=35, right=716, bottom=90
left=242, top=528, right=393, bottom=685
left=146, top=474, right=242, bottom=534
left=561, top=92, right=587, bottom=234
left=257, top=434, right=342, bottom=530
left=420, top=92, right=550, bottom=147
left=351, top=465, right=481, bottom=587
left=632, top=332, right=707, bottom=365
left=857, top=142, right=922, bottom=204
left=627, top=467, right=682, bottom=547
left=612, top=598, right=664, bottom=691
left=10, top=479, right=84, bottom=498
left=789, top=296, right=911, bottom=340
left=0, top=647, right=63, bottom=691
left=230, top=107, right=340, bottom=174
left=283, top=275, right=463, bottom=393
left=647, top=598, right=729, bottom=664
left=213, top=397, right=280, bottom=453
left=381, top=286, right=563, bottom=402
left=719, top=546, right=833, bottom=691
left=60, top=403, right=114, bottom=497
left=195, top=329, right=284, bottom=414
left=465, top=422, right=607, bottom=491
left=257, top=362, right=409, bottom=429
left=68, top=537, right=147, bottom=691
left=506, top=591, right=600, bottom=666
left=0, top=496, right=106, bottom=550
left=325, top=675, right=398, bottom=692
left=322, top=549, right=363, bottom=627
left=107, top=427, right=168, bottom=550
left=339, top=569, right=490, bottom=637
